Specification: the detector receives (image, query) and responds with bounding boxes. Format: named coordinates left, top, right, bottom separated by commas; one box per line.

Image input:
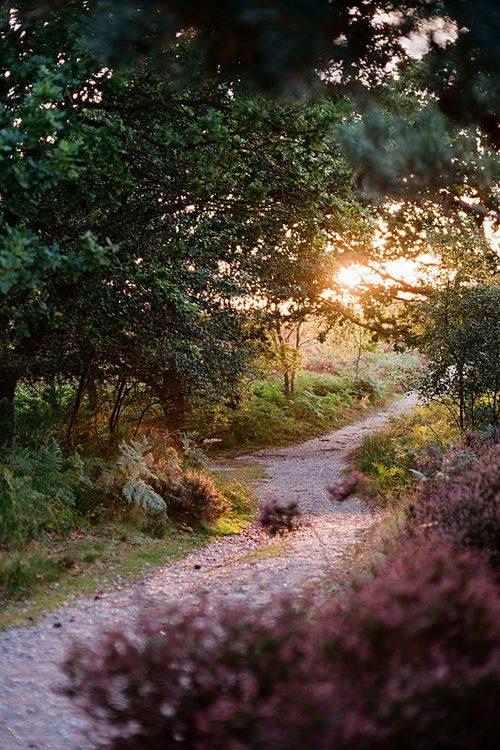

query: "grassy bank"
left=0, top=462, right=259, bottom=629
left=353, top=403, right=459, bottom=507
left=193, top=358, right=417, bottom=454
left=348, top=403, right=461, bottom=566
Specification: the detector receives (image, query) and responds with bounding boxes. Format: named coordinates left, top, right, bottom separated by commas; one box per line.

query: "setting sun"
left=335, top=254, right=437, bottom=293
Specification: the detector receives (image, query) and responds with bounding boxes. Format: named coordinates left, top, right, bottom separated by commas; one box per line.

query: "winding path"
left=0, top=393, right=417, bottom=750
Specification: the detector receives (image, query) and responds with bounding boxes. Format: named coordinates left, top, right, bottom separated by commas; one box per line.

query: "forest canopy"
left=1, top=0, right=499, bottom=445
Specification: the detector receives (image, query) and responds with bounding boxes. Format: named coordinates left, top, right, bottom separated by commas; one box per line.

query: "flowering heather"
left=326, top=469, right=363, bottom=502
left=64, top=541, right=500, bottom=750
left=412, top=444, right=500, bottom=568
left=258, top=498, right=300, bottom=535
left=63, top=598, right=311, bottom=750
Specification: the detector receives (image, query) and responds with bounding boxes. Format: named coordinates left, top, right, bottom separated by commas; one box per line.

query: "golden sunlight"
left=335, top=254, right=436, bottom=291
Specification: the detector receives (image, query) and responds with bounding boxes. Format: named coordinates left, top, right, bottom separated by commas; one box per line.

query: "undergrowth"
left=63, top=397, right=500, bottom=750
left=192, top=371, right=393, bottom=453
left=353, top=403, right=458, bottom=507
left=0, top=436, right=256, bottom=615
left=0, top=353, right=415, bottom=615
left=351, top=402, right=500, bottom=566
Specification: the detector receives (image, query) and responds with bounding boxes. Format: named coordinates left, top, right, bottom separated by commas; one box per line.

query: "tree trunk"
left=66, top=367, right=90, bottom=451
left=0, top=373, right=18, bottom=447
left=87, top=376, right=99, bottom=413
left=283, top=370, right=291, bottom=398
left=109, top=380, right=127, bottom=434
left=154, top=375, right=188, bottom=431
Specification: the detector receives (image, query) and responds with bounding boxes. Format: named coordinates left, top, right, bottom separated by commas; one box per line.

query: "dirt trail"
left=0, top=393, right=418, bottom=750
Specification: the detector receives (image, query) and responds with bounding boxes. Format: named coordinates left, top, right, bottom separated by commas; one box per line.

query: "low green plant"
left=115, top=438, right=169, bottom=515
left=0, top=440, right=85, bottom=550
left=354, top=404, right=457, bottom=506
left=0, top=553, right=61, bottom=600
left=192, top=371, right=387, bottom=453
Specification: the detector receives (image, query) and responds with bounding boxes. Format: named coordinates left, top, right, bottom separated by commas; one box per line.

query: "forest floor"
left=0, top=392, right=418, bottom=750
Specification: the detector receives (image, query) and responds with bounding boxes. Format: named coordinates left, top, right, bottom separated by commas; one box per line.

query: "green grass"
left=194, top=371, right=390, bottom=455
left=354, top=402, right=458, bottom=507
left=0, top=465, right=258, bottom=629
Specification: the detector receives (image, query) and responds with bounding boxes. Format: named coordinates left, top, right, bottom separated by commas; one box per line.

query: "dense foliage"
left=1, top=3, right=369, bottom=445
left=16, top=2, right=500, bottom=215
left=412, top=444, right=500, bottom=569
left=415, top=286, right=500, bottom=429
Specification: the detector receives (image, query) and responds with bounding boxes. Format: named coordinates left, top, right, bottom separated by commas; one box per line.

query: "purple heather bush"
left=258, top=498, right=300, bottom=535
left=326, top=469, right=363, bottom=502
left=411, top=444, right=500, bottom=569
left=64, top=540, right=500, bottom=750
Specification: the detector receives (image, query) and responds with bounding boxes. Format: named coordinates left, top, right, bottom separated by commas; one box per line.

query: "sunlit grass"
left=0, top=470, right=258, bottom=630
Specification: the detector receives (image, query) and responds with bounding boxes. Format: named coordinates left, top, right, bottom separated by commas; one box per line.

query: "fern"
left=0, top=455, right=77, bottom=549
left=116, top=439, right=168, bottom=515
left=117, top=438, right=156, bottom=481
left=122, top=479, right=167, bottom=515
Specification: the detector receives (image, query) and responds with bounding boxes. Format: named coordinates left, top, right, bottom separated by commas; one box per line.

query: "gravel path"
left=0, top=393, right=418, bottom=750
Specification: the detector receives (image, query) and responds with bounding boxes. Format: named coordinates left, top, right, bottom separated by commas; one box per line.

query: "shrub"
left=190, top=372, right=367, bottom=452
left=353, top=404, right=459, bottom=505
left=258, top=498, right=300, bottom=535
left=178, top=471, right=228, bottom=526
left=0, top=440, right=82, bottom=550
left=0, top=553, right=60, bottom=600
left=352, top=376, right=384, bottom=403
left=113, top=439, right=169, bottom=515
left=326, top=470, right=363, bottom=502
left=109, top=441, right=227, bottom=526
left=64, top=540, right=500, bottom=750
left=307, top=540, right=500, bottom=750
left=64, top=598, right=310, bottom=750
left=411, top=444, right=500, bottom=568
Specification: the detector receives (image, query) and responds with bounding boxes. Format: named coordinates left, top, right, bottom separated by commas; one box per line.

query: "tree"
left=414, top=285, right=500, bottom=430
left=0, top=5, right=367, bottom=443
left=16, top=2, right=500, bottom=214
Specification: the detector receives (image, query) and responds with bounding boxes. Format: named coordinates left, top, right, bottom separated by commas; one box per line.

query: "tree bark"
left=283, top=370, right=291, bottom=398
left=66, top=367, right=90, bottom=451
left=154, top=375, right=188, bottom=431
left=109, top=380, right=127, bottom=434
left=0, top=373, right=18, bottom=447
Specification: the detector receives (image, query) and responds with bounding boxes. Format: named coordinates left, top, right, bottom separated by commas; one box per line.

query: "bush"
left=0, top=441, right=83, bottom=550
left=64, top=598, right=310, bottom=750
left=354, top=404, right=458, bottom=505
left=326, top=470, right=363, bottom=502
left=258, top=498, right=300, bottom=535
left=107, top=440, right=228, bottom=527
left=177, top=471, right=228, bottom=526
left=308, top=540, right=500, bottom=750
left=411, top=444, right=500, bottom=569
left=64, top=540, right=500, bottom=750
left=0, top=553, right=61, bottom=600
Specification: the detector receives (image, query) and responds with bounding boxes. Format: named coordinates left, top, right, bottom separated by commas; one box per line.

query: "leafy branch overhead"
left=14, top=2, right=500, bottom=213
